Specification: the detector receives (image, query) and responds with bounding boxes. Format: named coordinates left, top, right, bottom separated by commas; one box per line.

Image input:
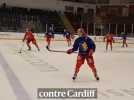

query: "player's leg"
left=66, top=37, right=70, bottom=47
left=122, top=39, right=125, bottom=47
left=110, top=41, right=113, bottom=51
left=46, top=37, right=51, bottom=48
left=68, top=39, right=71, bottom=47
left=66, top=38, right=69, bottom=47
left=26, top=40, right=31, bottom=50
left=46, top=37, right=49, bottom=46
left=69, top=38, right=72, bottom=46
left=125, top=39, right=128, bottom=47
left=72, top=55, right=85, bottom=80
left=86, top=56, right=99, bottom=80
left=32, top=39, right=40, bottom=51
left=106, top=41, right=109, bottom=51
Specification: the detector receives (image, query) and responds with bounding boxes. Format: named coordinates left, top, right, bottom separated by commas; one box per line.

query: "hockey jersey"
left=72, top=36, right=96, bottom=55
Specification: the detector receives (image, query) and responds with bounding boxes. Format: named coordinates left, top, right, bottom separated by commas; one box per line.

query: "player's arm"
left=67, top=38, right=79, bottom=54
left=72, top=39, right=79, bottom=51
left=88, top=38, right=95, bottom=56
left=89, top=49, right=94, bottom=56
left=103, top=35, right=106, bottom=42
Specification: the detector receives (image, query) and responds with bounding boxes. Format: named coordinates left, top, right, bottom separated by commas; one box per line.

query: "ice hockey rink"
left=0, top=32, right=134, bottom=100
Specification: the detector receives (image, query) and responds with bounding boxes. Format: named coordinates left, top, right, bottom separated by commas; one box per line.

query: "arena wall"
left=0, top=32, right=134, bottom=44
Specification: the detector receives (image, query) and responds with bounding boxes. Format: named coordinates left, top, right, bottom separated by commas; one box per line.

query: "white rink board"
left=0, top=32, right=134, bottom=44
left=0, top=32, right=134, bottom=100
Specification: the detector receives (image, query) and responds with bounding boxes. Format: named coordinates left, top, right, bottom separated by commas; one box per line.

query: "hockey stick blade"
left=46, top=46, right=67, bottom=53
left=18, top=42, right=25, bottom=53
left=18, top=51, right=22, bottom=53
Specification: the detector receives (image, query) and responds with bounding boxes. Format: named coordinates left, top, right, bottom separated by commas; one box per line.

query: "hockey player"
left=23, top=28, right=40, bottom=51
left=104, top=32, right=113, bottom=51
left=67, top=28, right=99, bottom=81
left=121, top=32, right=128, bottom=48
left=63, top=29, right=72, bottom=46
left=45, top=27, right=54, bottom=48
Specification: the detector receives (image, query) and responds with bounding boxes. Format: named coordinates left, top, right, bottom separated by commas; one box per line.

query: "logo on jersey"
left=80, top=42, right=88, bottom=51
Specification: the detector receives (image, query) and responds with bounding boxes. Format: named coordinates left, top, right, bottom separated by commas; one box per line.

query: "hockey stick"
left=18, top=42, right=25, bottom=53
left=46, top=46, right=77, bottom=53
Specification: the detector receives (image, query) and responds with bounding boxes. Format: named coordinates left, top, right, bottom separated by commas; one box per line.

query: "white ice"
left=0, top=36, right=134, bottom=100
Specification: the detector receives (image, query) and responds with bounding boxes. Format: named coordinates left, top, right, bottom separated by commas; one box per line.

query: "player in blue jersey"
left=45, top=27, right=54, bottom=48
left=67, top=28, right=99, bottom=81
left=63, top=29, right=72, bottom=46
left=121, top=32, right=128, bottom=48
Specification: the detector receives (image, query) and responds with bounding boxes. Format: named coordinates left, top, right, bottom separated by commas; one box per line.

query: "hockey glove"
left=67, top=49, right=73, bottom=54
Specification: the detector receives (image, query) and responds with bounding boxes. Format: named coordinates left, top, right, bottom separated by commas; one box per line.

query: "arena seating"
left=0, top=6, right=65, bottom=33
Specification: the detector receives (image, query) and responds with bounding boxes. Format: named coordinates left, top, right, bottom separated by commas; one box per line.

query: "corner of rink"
left=0, top=32, right=134, bottom=100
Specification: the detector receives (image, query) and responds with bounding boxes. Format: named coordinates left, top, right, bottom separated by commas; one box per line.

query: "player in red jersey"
left=63, top=29, right=72, bottom=46
left=104, top=32, right=113, bottom=51
left=23, top=28, right=40, bottom=51
left=67, top=28, right=99, bottom=81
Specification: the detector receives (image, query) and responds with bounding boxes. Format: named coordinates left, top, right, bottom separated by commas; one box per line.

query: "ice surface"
left=0, top=36, right=134, bottom=100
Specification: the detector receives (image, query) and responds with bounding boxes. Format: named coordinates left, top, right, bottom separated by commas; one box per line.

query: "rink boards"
left=0, top=32, right=134, bottom=44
